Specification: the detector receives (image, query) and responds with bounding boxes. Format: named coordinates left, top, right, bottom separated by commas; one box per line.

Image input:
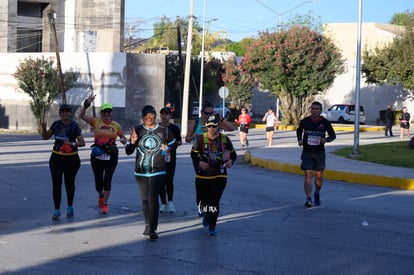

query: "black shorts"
left=300, top=151, right=326, bottom=171
left=266, top=127, right=275, bottom=132
left=401, top=123, right=410, bottom=129
left=239, top=125, right=249, bottom=133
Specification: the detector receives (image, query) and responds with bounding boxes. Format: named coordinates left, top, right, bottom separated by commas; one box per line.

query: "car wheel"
left=338, top=117, right=345, bottom=124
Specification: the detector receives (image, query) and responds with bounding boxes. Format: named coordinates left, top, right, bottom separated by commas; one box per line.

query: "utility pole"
left=181, top=0, right=194, bottom=138
left=352, top=0, right=362, bottom=156
left=176, top=16, right=184, bottom=117
left=48, top=10, right=66, bottom=104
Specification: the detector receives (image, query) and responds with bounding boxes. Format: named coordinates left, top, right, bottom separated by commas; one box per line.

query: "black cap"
left=59, top=104, right=72, bottom=112
left=206, top=114, right=219, bottom=127
left=142, top=105, right=156, bottom=117
left=160, top=107, right=171, bottom=114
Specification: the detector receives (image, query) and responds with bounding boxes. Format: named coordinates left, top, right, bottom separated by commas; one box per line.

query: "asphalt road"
left=1, top=130, right=413, bottom=274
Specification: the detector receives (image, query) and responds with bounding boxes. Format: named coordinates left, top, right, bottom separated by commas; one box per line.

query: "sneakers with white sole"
left=167, top=201, right=175, bottom=213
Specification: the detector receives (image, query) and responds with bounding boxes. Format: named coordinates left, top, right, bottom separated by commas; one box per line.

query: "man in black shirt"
left=296, top=101, right=336, bottom=208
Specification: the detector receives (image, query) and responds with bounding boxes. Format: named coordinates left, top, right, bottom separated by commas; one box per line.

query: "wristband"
left=83, top=99, right=91, bottom=109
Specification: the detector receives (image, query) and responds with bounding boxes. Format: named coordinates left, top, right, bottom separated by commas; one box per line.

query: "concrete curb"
left=244, top=151, right=414, bottom=190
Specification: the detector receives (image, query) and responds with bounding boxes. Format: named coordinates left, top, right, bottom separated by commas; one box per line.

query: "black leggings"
left=49, top=153, right=81, bottom=209
left=195, top=177, right=227, bottom=229
left=90, top=154, right=118, bottom=194
left=136, top=175, right=164, bottom=232
left=159, top=161, right=176, bottom=204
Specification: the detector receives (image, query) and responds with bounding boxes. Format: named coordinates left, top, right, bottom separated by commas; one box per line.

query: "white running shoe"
left=159, top=204, right=167, bottom=213
left=167, top=201, right=176, bottom=213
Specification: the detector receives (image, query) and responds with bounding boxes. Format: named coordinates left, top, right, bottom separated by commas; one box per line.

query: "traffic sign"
left=218, top=86, right=229, bottom=99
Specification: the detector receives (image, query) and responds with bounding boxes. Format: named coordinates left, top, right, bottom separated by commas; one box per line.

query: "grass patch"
left=334, top=141, right=414, bottom=169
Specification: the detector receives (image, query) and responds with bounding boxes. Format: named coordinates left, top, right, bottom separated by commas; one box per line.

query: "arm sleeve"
left=296, top=121, right=304, bottom=141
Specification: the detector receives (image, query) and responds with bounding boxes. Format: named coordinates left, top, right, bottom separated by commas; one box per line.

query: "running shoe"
left=159, top=204, right=167, bottom=213
left=208, top=227, right=217, bottom=236
left=101, top=204, right=108, bottom=214
left=314, top=192, right=321, bottom=206
left=304, top=197, right=312, bottom=208
left=167, top=201, right=176, bottom=213
left=149, top=231, right=159, bottom=241
left=52, top=210, right=61, bottom=220
left=66, top=206, right=74, bottom=218
left=98, top=196, right=104, bottom=208
left=142, top=225, right=150, bottom=237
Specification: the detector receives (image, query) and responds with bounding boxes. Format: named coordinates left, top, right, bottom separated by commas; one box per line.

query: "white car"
left=214, top=104, right=230, bottom=118
left=321, top=104, right=366, bottom=124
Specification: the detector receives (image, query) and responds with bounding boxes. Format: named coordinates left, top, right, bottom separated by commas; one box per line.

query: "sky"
left=124, top=0, right=414, bottom=42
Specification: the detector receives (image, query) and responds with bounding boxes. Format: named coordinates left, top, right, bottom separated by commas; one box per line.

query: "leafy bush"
left=13, top=56, right=60, bottom=129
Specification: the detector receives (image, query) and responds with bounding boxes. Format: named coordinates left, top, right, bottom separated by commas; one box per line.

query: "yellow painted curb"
left=250, top=124, right=384, bottom=132
left=244, top=151, right=414, bottom=190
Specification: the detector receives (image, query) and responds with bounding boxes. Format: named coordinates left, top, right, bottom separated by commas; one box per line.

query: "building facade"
left=0, top=0, right=124, bottom=53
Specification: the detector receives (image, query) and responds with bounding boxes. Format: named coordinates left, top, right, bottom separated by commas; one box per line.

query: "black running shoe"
left=149, top=232, right=158, bottom=241
left=304, top=197, right=312, bottom=208
left=314, top=192, right=321, bottom=206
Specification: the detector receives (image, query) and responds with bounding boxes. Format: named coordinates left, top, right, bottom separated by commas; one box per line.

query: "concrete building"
left=0, top=0, right=168, bottom=133
left=316, top=22, right=408, bottom=123
left=0, top=0, right=125, bottom=53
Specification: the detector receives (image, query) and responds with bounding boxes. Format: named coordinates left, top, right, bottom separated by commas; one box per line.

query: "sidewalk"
left=244, top=126, right=414, bottom=190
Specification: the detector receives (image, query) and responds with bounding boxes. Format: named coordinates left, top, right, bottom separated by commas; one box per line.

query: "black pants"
left=160, top=161, right=176, bottom=204
left=49, top=153, right=81, bottom=209
left=136, top=175, right=164, bottom=232
left=195, top=177, right=227, bottom=229
left=90, top=153, right=118, bottom=194
left=385, top=119, right=393, bottom=136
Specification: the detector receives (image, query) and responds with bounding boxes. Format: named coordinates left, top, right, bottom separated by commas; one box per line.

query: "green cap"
left=101, top=103, right=112, bottom=111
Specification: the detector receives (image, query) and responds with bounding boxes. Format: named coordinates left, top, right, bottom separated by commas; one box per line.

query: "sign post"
left=218, top=86, right=229, bottom=118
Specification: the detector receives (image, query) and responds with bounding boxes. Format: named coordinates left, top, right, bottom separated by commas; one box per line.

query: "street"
left=1, top=129, right=414, bottom=274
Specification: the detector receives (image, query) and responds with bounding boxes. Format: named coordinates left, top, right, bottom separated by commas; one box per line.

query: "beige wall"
left=319, top=23, right=410, bottom=123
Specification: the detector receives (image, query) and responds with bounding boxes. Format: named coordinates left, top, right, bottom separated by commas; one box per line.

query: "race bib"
left=307, top=135, right=321, bottom=146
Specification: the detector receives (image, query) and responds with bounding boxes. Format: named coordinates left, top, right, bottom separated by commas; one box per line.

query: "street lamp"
left=198, top=0, right=217, bottom=117
left=255, top=0, right=316, bottom=117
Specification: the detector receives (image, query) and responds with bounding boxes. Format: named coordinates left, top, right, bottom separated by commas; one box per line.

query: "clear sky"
left=125, top=0, right=414, bottom=42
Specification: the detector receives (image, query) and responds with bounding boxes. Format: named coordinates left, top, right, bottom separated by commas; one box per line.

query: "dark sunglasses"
left=207, top=125, right=218, bottom=128
left=203, top=111, right=214, bottom=116
left=102, top=110, right=112, bottom=114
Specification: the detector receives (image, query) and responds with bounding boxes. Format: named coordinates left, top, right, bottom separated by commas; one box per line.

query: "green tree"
left=362, top=16, right=414, bottom=92
left=222, top=58, right=255, bottom=111
left=242, top=26, right=344, bottom=125
left=226, top=38, right=255, bottom=56
left=13, top=56, right=76, bottom=132
left=390, top=10, right=414, bottom=26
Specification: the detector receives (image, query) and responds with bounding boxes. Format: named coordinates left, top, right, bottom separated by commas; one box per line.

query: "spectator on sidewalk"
left=41, top=104, right=85, bottom=220
left=296, top=101, right=336, bottom=208
left=385, top=105, right=395, bottom=137
left=399, top=107, right=410, bottom=140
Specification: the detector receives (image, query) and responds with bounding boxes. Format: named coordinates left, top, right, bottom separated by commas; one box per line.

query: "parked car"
left=214, top=103, right=230, bottom=118
left=321, top=104, right=366, bottom=124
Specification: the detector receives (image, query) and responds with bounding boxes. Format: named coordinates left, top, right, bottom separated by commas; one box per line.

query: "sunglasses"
left=102, top=110, right=112, bottom=114
left=203, top=111, right=214, bottom=116
left=207, top=125, right=218, bottom=128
